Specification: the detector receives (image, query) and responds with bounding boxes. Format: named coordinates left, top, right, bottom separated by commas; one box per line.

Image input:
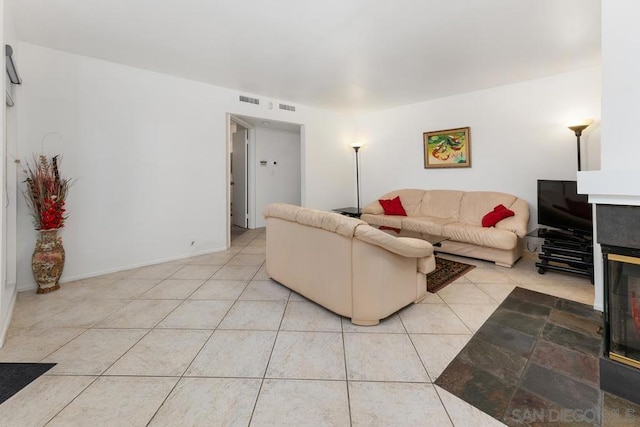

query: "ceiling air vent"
left=279, top=103, right=296, bottom=112
left=239, top=95, right=259, bottom=105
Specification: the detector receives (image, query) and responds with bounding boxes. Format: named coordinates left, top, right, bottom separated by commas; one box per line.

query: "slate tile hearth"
left=435, top=287, right=640, bottom=426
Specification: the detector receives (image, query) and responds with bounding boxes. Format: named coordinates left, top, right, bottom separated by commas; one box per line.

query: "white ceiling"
left=7, top=0, right=601, bottom=111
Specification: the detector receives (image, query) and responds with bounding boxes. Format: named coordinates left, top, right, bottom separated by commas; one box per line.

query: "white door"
left=231, top=127, right=248, bottom=228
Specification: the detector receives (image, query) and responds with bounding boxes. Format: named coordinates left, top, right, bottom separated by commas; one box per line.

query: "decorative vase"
left=32, top=229, right=65, bottom=293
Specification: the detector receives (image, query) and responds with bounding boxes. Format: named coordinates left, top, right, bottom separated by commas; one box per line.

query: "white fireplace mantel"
left=577, top=170, right=640, bottom=206
left=577, top=169, right=640, bottom=312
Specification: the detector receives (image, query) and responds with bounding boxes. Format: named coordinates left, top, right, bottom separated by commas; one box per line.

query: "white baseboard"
left=17, top=282, right=37, bottom=292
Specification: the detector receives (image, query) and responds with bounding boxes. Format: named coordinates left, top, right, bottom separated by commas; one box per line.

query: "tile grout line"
left=499, top=297, right=603, bottom=422
left=398, top=302, right=458, bottom=424
left=426, top=271, right=497, bottom=426
left=42, top=375, right=102, bottom=426
left=49, top=232, right=257, bottom=425
left=341, top=313, right=353, bottom=426
left=246, top=260, right=289, bottom=426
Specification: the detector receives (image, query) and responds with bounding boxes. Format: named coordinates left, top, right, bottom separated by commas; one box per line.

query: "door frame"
left=225, top=113, right=306, bottom=247
left=227, top=114, right=254, bottom=247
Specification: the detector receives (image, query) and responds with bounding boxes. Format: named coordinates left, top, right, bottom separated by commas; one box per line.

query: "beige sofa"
left=263, top=203, right=436, bottom=325
left=361, top=189, right=529, bottom=267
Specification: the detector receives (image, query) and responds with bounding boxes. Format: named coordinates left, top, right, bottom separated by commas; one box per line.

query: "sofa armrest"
left=354, top=225, right=433, bottom=258
left=496, top=198, right=530, bottom=238
left=362, top=200, right=384, bottom=215
left=263, top=203, right=302, bottom=221
left=417, top=255, right=436, bottom=275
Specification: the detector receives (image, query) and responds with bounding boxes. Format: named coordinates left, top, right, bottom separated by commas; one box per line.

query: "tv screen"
left=537, top=180, right=593, bottom=234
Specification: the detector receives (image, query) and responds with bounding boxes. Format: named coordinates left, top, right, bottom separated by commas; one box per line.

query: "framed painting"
left=423, top=127, right=471, bottom=168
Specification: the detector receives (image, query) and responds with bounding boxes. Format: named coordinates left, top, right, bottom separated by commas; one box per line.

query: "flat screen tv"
left=537, top=180, right=593, bottom=235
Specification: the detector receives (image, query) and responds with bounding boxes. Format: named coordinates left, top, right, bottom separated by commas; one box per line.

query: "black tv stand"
left=528, top=228, right=594, bottom=282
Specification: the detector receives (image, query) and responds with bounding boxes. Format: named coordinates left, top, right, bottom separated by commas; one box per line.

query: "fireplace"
left=598, top=205, right=640, bottom=404
left=603, top=245, right=640, bottom=368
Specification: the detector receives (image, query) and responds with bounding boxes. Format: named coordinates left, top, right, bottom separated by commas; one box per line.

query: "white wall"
left=254, top=127, right=301, bottom=228
left=13, top=43, right=353, bottom=291
left=601, top=0, right=640, bottom=170
left=353, top=67, right=602, bottom=236
left=578, top=0, right=640, bottom=311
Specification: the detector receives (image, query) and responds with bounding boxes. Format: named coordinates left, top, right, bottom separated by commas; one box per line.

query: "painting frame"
left=423, top=127, right=471, bottom=169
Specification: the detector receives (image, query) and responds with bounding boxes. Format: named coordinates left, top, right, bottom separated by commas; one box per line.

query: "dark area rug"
left=427, top=257, right=475, bottom=293
left=435, top=287, right=640, bottom=426
left=0, top=363, right=55, bottom=405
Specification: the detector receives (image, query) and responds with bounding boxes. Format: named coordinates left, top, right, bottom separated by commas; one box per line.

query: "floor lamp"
left=568, top=121, right=592, bottom=171
left=351, top=143, right=363, bottom=213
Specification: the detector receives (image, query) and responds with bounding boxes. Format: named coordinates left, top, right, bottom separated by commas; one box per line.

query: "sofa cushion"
left=263, top=203, right=302, bottom=222
left=295, top=206, right=326, bottom=228
left=441, top=222, right=517, bottom=250
left=401, top=217, right=452, bottom=236
left=321, top=212, right=367, bottom=237
left=378, top=196, right=407, bottom=216
left=263, top=203, right=365, bottom=238
left=419, top=190, right=464, bottom=220
left=354, top=225, right=433, bottom=258
left=482, top=204, right=515, bottom=227
left=372, top=189, right=425, bottom=216
left=458, top=192, right=518, bottom=225
left=360, top=213, right=404, bottom=229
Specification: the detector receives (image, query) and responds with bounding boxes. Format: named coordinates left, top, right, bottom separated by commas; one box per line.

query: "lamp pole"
left=568, top=124, right=590, bottom=172
left=353, top=145, right=361, bottom=213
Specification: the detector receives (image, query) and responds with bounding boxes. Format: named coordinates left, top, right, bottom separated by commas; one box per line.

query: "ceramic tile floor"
left=0, top=228, right=596, bottom=426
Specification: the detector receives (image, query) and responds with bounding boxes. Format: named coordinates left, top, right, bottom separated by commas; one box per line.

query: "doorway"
left=227, top=114, right=303, bottom=241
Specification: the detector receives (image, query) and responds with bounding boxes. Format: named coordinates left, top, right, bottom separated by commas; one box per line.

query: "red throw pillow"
left=378, top=196, right=407, bottom=216
left=482, top=204, right=515, bottom=227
